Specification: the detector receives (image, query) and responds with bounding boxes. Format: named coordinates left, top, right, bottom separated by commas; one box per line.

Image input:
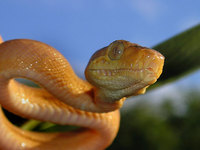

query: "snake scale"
left=0, top=36, right=164, bottom=150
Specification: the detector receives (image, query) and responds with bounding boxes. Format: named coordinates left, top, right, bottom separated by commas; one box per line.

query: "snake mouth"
left=87, top=67, right=158, bottom=89
left=88, top=67, right=156, bottom=77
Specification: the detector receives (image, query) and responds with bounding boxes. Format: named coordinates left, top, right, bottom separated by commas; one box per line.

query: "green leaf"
left=152, top=24, right=200, bottom=87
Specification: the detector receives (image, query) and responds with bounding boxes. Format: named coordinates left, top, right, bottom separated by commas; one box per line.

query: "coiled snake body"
left=0, top=37, right=164, bottom=150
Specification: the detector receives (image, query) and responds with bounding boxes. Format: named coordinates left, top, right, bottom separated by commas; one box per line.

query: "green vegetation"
left=108, top=91, right=200, bottom=150
left=152, top=24, right=200, bottom=88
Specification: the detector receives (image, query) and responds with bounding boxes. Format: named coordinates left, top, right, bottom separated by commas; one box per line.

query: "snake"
left=0, top=36, right=164, bottom=150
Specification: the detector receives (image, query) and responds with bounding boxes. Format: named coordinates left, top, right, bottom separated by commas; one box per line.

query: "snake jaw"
left=86, top=67, right=157, bottom=92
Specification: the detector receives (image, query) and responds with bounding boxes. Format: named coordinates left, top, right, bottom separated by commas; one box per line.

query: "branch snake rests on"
left=0, top=36, right=164, bottom=150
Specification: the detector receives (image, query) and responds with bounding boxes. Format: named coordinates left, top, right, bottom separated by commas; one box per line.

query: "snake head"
left=85, top=40, right=164, bottom=104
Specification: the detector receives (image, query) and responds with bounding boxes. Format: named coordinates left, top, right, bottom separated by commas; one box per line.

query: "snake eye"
left=108, top=42, right=124, bottom=60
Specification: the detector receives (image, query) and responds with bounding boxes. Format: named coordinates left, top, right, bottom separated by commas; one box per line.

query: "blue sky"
left=0, top=0, right=200, bottom=81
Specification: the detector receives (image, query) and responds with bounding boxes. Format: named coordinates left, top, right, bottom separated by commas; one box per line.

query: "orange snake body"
left=0, top=37, right=164, bottom=150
